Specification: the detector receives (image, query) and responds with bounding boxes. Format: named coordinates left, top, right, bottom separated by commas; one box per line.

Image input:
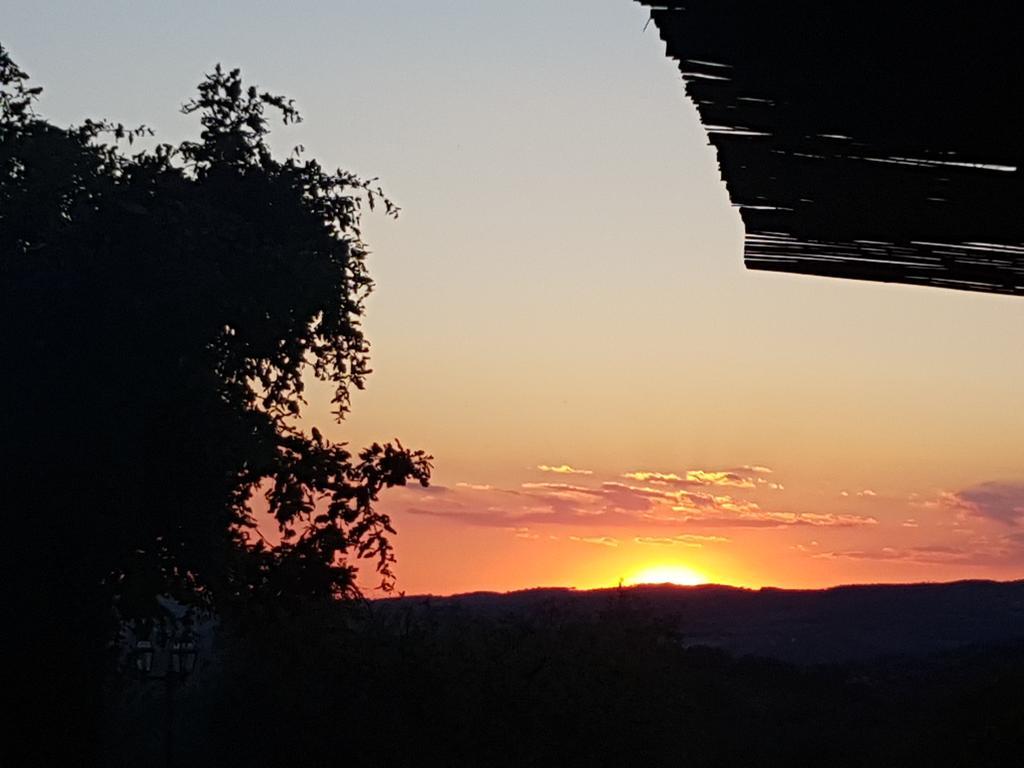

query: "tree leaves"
left=2, top=46, right=431, bottom=635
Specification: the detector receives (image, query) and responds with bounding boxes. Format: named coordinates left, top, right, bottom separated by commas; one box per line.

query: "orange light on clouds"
left=625, top=564, right=709, bottom=587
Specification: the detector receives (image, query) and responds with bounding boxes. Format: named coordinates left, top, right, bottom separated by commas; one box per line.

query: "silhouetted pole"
left=133, top=634, right=197, bottom=768
left=165, top=671, right=175, bottom=768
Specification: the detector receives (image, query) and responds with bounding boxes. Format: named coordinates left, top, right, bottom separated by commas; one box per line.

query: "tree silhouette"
left=2, top=46, right=430, bottom=761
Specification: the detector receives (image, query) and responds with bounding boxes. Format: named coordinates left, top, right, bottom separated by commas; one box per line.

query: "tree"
left=2, top=45, right=430, bottom=760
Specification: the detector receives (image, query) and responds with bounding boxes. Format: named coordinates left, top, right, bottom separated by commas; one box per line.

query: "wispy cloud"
left=404, top=476, right=874, bottom=530
left=512, top=527, right=540, bottom=540
left=623, top=469, right=756, bottom=489
left=816, top=544, right=985, bottom=565
left=456, top=482, right=494, bottom=491
left=635, top=534, right=730, bottom=547
left=791, top=541, right=820, bottom=553
left=914, top=482, right=1024, bottom=526
left=569, top=536, right=619, bottom=547
left=943, top=482, right=1024, bottom=526
left=816, top=546, right=962, bottom=564
left=537, top=464, right=593, bottom=476
left=621, top=465, right=784, bottom=491
left=667, top=509, right=877, bottom=528
left=814, top=530, right=1024, bottom=566
left=404, top=484, right=451, bottom=494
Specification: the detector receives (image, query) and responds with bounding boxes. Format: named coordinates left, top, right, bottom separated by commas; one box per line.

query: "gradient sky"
left=6, top=0, right=1022, bottom=594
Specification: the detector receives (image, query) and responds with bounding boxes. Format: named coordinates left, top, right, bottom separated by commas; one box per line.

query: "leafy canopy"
left=2, top=46, right=431, bottom=626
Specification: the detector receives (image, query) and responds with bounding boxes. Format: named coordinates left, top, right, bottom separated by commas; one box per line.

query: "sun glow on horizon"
left=625, top=564, right=708, bottom=587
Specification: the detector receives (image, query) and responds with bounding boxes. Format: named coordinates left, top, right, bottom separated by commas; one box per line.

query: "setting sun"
left=625, top=565, right=708, bottom=587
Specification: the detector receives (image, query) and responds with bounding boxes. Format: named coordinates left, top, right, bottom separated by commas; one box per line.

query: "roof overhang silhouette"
left=640, top=1, right=1023, bottom=295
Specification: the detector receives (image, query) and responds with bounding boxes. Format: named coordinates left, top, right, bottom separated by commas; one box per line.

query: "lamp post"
left=132, top=630, right=198, bottom=768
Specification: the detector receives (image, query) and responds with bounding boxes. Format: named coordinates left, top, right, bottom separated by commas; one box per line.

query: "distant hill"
left=378, top=580, right=1024, bottom=664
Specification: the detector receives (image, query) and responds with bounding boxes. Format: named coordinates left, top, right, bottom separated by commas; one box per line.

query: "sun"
left=625, top=564, right=708, bottom=587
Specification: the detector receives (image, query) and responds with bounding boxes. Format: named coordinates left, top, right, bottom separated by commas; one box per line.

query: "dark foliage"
left=107, top=593, right=1024, bottom=767
left=2, top=45, right=429, bottom=762
left=405, top=580, right=1024, bottom=664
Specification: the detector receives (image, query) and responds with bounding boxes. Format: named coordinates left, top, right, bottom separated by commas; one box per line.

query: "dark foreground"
left=106, top=581, right=1024, bottom=767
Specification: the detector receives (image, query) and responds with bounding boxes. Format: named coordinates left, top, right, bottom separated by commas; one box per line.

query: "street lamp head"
left=170, top=638, right=198, bottom=678
left=134, top=639, right=155, bottom=675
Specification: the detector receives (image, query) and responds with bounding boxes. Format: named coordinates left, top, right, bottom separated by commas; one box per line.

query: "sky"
left=5, top=0, right=1022, bottom=594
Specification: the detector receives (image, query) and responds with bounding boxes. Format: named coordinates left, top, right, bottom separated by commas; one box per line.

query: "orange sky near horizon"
left=7, top=0, right=1022, bottom=596
left=348, top=455, right=1024, bottom=596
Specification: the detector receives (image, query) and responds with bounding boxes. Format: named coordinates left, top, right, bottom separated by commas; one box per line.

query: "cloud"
left=622, top=465, right=783, bottom=491
left=682, top=533, right=730, bottom=543
left=857, top=489, right=877, bottom=498
left=394, top=462, right=873, bottom=533
left=635, top=534, right=730, bottom=547
left=569, top=536, right=619, bottom=547
left=512, top=527, right=539, bottom=540
left=942, top=482, right=1024, bottom=526
left=667, top=508, right=877, bottom=528
left=406, top=477, right=875, bottom=530
left=662, top=486, right=762, bottom=514
left=816, top=544, right=979, bottom=565
left=815, top=531, right=1024, bottom=566
left=522, top=482, right=601, bottom=493
left=456, top=482, right=494, bottom=491
left=537, top=464, right=593, bottom=476
left=635, top=537, right=699, bottom=547
left=791, top=541, right=820, bottom=553
left=622, top=469, right=756, bottom=489
left=405, top=484, right=450, bottom=494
